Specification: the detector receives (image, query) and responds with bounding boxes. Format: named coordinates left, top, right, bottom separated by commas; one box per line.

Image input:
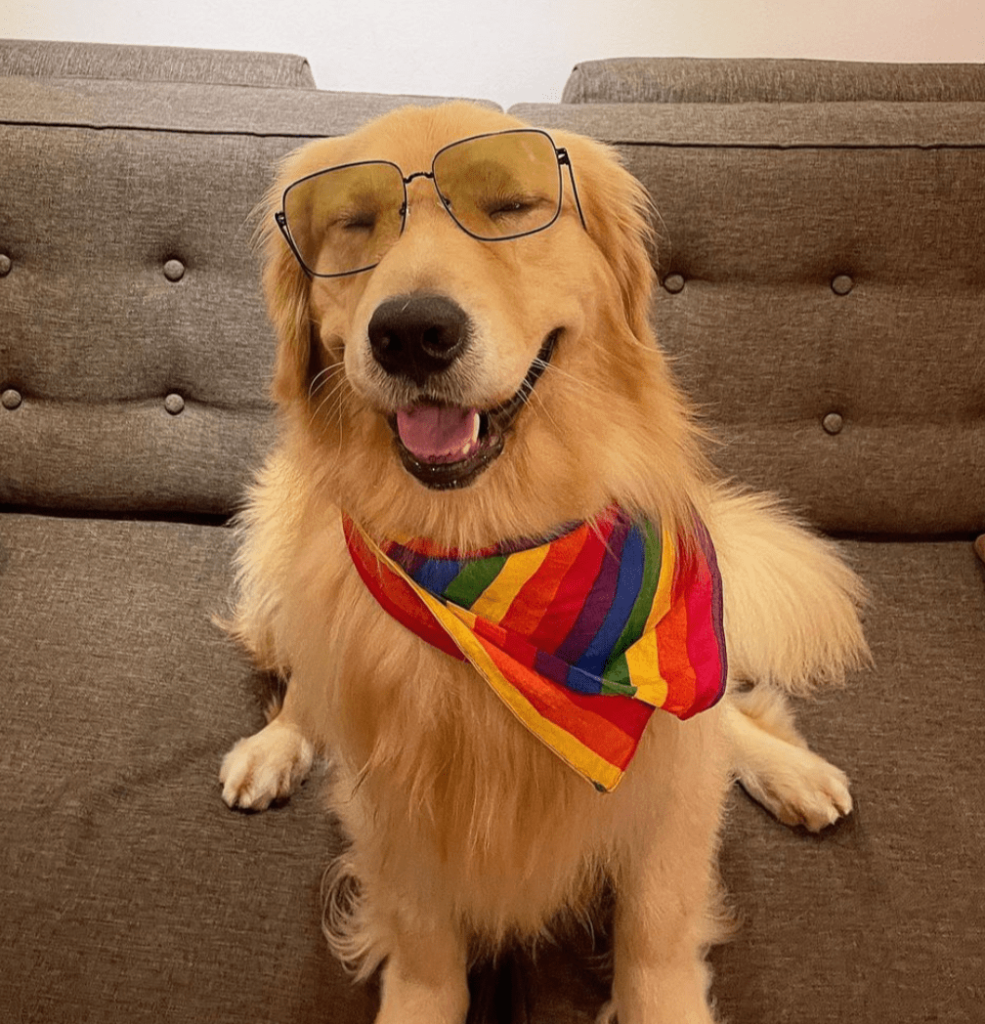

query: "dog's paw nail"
left=800, top=765, right=853, bottom=832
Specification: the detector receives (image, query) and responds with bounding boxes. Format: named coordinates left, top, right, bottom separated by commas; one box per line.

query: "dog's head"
left=262, top=102, right=701, bottom=546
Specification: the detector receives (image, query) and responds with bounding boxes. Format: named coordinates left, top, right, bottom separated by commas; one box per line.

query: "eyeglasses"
left=275, top=128, right=587, bottom=278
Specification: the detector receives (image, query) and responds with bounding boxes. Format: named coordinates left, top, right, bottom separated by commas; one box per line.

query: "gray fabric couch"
left=1, top=43, right=982, bottom=1024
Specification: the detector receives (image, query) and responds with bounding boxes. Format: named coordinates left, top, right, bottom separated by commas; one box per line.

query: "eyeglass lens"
left=433, top=131, right=561, bottom=241
left=282, top=131, right=563, bottom=277
left=282, top=162, right=405, bottom=278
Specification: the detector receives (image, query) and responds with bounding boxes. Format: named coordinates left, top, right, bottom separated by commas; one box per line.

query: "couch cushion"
left=0, top=511, right=515, bottom=1023
left=3, top=516, right=981, bottom=1023
left=0, top=513, right=370, bottom=1023
left=0, top=38, right=316, bottom=88
left=0, top=78, right=497, bottom=516
left=509, top=101, right=985, bottom=535
left=513, top=537, right=985, bottom=1023
left=562, top=57, right=985, bottom=104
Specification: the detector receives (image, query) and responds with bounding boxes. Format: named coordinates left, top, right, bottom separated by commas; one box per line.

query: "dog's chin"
left=385, top=329, right=561, bottom=492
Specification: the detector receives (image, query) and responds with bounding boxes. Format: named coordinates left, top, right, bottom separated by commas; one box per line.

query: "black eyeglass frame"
left=274, top=128, right=588, bottom=279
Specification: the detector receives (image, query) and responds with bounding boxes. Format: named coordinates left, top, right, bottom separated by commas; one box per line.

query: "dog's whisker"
left=309, top=364, right=342, bottom=401
left=336, top=375, right=347, bottom=461
left=310, top=373, right=345, bottom=415
left=525, top=382, right=565, bottom=438
left=530, top=357, right=609, bottom=405
left=320, top=381, right=350, bottom=424
left=310, top=372, right=350, bottom=428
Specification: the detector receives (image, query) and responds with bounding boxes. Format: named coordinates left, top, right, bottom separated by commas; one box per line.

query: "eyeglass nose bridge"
left=398, top=168, right=449, bottom=221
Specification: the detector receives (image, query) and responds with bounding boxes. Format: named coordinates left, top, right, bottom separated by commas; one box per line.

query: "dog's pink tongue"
left=396, top=405, right=481, bottom=463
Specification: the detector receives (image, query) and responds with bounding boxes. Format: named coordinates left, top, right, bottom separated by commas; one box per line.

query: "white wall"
left=2, top=0, right=983, bottom=108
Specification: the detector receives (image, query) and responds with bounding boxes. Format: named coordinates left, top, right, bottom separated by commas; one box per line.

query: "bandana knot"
left=343, top=506, right=726, bottom=792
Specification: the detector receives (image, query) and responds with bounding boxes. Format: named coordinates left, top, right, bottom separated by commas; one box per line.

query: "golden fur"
left=219, top=102, right=869, bottom=1024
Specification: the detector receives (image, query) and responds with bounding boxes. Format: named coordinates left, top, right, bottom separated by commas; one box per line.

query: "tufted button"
left=822, top=412, right=844, bottom=435
left=831, top=274, right=854, bottom=296
left=1, top=388, right=22, bottom=410
left=164, top=393, right=185, bottom=415
left=975, top=535, right=985, bottom=564
left=663, top=273, right=686, bottom=294
left=163, top=259, right=186, bottom=283
left=0, top=254, right=11, bottom=277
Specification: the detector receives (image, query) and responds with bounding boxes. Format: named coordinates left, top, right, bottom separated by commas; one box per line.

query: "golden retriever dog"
left=219, top=102, right=868, bottom=1024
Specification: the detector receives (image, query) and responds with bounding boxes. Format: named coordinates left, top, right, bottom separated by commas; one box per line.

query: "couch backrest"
left=0, top=39, right=316, bottom=89
left=514, top=64, right=985, bottom=536
left=563, top=56, right=985, bottom=105
left=0, top=61, right=493, bottom=517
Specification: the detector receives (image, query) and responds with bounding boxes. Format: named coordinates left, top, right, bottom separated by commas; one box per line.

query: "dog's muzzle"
left=367, top=294, right=558, bottom=490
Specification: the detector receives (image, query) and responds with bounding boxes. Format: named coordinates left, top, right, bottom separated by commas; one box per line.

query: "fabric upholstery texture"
left=0, top=514, right=362, bottom=1024
left=0, top=75, right=482, bottom=135
left=0, top=512, right=516, bottom=1024
left=511, top=101, right=985, bottom=535
left=0, top=77, right=492, bottom=515
left=0, top=38, right=316, bottom=88
left=562, top=56, right=985, bottom=104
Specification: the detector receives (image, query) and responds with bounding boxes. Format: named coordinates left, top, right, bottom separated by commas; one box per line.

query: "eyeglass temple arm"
left=274, top=210, right=315, bottom=279
left=557, top=149, right=588, bottom=232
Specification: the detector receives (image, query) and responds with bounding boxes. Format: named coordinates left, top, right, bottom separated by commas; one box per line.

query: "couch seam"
left=0, top=118, right=336, bottom=140
left=4, top=120, right=985, bottom=150
left=615, top=140, right=985, bottom=152
left=0, top=74, right=317, bottom=91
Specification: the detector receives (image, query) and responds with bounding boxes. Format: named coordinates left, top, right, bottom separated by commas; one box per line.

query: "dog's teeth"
left=457, top=413, right=481, bottom=458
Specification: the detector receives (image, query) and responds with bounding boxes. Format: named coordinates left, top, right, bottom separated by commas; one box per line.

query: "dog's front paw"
left=742, top=744, right=853, bottom=833
left=792, top=751, right=853, bottom=832
left=219, top=720, right=314, bottom=811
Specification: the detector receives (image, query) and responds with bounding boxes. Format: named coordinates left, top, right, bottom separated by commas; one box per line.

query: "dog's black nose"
left=368, top=295, right=471, bottom=386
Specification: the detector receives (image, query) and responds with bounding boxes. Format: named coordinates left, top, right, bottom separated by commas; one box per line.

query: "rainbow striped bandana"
left=343, top=506, right=727, bottom=792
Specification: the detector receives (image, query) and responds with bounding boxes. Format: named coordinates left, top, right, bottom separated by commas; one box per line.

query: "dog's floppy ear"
left=260, top=134, right=358, bottom=407
left=259, top=170, right=313, bottom=406
left=560, top=133, right=658, bottom=341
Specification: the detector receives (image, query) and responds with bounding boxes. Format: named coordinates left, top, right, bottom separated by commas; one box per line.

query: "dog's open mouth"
left=389, top=330, right=560, bottom=490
